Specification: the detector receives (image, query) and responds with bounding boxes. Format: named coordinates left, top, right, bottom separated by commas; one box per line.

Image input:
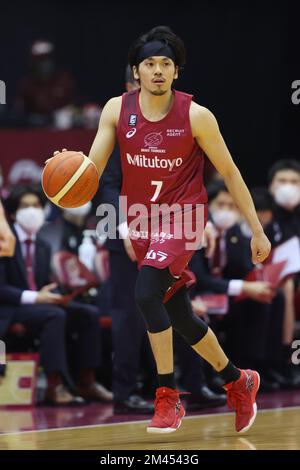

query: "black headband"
left=135, top=40, right=176, bottom=66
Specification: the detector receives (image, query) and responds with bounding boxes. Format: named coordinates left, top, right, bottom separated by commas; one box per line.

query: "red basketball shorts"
left=129, top=204, right=208, bottom=278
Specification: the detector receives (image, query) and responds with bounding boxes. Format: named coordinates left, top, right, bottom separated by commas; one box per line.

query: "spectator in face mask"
left=39, top=201, right=93, bottom=256
left=38, top=200, right=113, bottom=402
left=267, top=159, right=300, bottom=245
left=192, top=181, right=276, bottom=303
left=266, top=160, right=300, bottom=387
left=189, top=180, right=285, bottom=392
left=0, top=185, right=85, bottom=405
left=1, top=186, right=112, bottom=404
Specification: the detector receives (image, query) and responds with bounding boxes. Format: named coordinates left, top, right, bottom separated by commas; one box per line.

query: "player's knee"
left=171, top=314, right=208, bottom=345
left=135, top=272, right=171, bottom=334
left=135, top=270, right=159, bottom=310
left=135, top=286, right=157, bottom=312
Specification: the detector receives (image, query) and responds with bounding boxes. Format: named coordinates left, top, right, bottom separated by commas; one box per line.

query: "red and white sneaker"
left=223, top=369, right=260, bottom=433
left=147, top=387, right=186, bottom=434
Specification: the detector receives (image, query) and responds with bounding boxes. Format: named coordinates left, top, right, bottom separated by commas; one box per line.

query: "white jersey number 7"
left=150, top=180, right=163, bottom=202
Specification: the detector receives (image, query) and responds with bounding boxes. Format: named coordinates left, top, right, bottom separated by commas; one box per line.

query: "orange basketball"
left=42, top=151, right=99, bottom=208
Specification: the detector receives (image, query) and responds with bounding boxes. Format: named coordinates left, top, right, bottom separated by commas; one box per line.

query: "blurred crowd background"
left=0, top=1, right=299, bottom=413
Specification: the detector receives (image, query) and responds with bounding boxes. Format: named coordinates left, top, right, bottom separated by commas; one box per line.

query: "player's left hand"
left=203, top=221, right=216, bottom=258
left=251, top=231, right=271, bottom=264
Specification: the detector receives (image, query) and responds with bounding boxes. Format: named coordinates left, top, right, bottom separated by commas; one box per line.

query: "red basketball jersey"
left=116, top=89, right=207, bottom=214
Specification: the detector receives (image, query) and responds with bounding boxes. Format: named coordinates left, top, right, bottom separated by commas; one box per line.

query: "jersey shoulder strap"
left=117, top=90, right=138, bottom=132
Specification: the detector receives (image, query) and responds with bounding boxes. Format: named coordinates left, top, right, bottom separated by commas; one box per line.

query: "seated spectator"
left=266, top=159, right=300, bottom=385
left=1, top=185, right=112, bottom=403
left=39, top=201, right=92, bottom=256
left=267, top=159, right=300, bottom=244
left=189, top=180, right=286, bottom=391
left=15, top=40, right=76, bottom=127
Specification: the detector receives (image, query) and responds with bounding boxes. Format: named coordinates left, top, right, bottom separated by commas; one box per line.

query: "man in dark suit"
left=189, top=180, right=285, bottom=391
left=0, top=199, right=15, bottom=380
left=97, top=142, right=155, bottom=414
left=267, top=159, right=300, bottom=245
left=91, top=68, right=155, bottom=414
left=266, top=160, right=300, bottom=386
left=1, top=185, right=112, bottom=404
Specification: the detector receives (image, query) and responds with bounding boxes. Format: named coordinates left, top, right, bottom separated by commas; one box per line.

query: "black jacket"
left=0, top=227, right=51, bottom=305
left=189, top=224, right=253, bottom=295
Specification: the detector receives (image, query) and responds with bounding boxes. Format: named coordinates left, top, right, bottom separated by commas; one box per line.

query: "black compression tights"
left=135, top=265, right=208, bottom=345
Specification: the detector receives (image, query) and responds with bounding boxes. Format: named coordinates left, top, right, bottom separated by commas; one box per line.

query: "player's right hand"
left=45, top=148, right=86, bottom=164
left=36, top=283, right=65, bottom=305
left=45, top=148, right=68, bottom=164
left=53, top=148, right=68, bottom=157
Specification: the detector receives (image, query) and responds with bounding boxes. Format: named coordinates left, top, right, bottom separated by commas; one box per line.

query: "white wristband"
left=21, top=290, right=39, bottom=304
left=228, top=280, right=244, bottom=296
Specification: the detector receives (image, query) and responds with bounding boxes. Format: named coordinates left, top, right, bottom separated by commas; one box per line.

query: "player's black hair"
left=5, top=184, right=46, bottom=215
left=250, top=187, right=274, bottom=212
left=128, top=26, right=186, bottom=70
left=207, top=180, right=228, bottom=202
left=125, top=64, right=136, bottom=85
left=267, top=159, right=300, bottom=185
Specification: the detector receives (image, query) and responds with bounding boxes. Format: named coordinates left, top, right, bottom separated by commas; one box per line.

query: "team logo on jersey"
left=126, top=128, right=137, bottom=139
left=128, top=114, right=137, bottom=126
left=144, top=132, right=163, bottom=148
left=126, top=153, right=183, bottom=171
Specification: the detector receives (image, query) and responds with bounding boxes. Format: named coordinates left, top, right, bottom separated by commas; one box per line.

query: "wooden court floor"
left=0, top=407, right=299, bottom=450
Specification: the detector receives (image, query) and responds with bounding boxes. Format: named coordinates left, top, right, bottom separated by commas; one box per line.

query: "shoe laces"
left=154, top=389, right=190, bottom=416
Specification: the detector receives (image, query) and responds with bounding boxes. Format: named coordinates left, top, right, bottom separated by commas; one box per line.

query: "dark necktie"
left=24, top=239, right=37, bottom=291
left=211, top=235, right=222, bottom=278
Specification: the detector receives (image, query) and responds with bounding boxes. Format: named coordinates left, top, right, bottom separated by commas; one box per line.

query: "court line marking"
left=0, top=404, right=299, bottom=437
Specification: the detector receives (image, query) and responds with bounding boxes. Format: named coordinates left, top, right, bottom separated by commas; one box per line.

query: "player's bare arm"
left=88, top=96, right=122, bottom=177
left=190, top=102, right=271, bottom=264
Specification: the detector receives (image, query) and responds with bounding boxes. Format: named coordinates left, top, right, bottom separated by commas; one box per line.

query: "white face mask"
left=274, top=184, right=300, bottom=209
left=211, top=209, right=237, bottom=231
left=63, top=201, right=92, bottom=218
left=16, top=207, right=45, bottom=234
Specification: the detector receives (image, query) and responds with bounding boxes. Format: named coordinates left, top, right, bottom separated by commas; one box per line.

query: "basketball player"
left=55, top=26, right=271, bottom=434
left=0, top=200, right=15, bottom=257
